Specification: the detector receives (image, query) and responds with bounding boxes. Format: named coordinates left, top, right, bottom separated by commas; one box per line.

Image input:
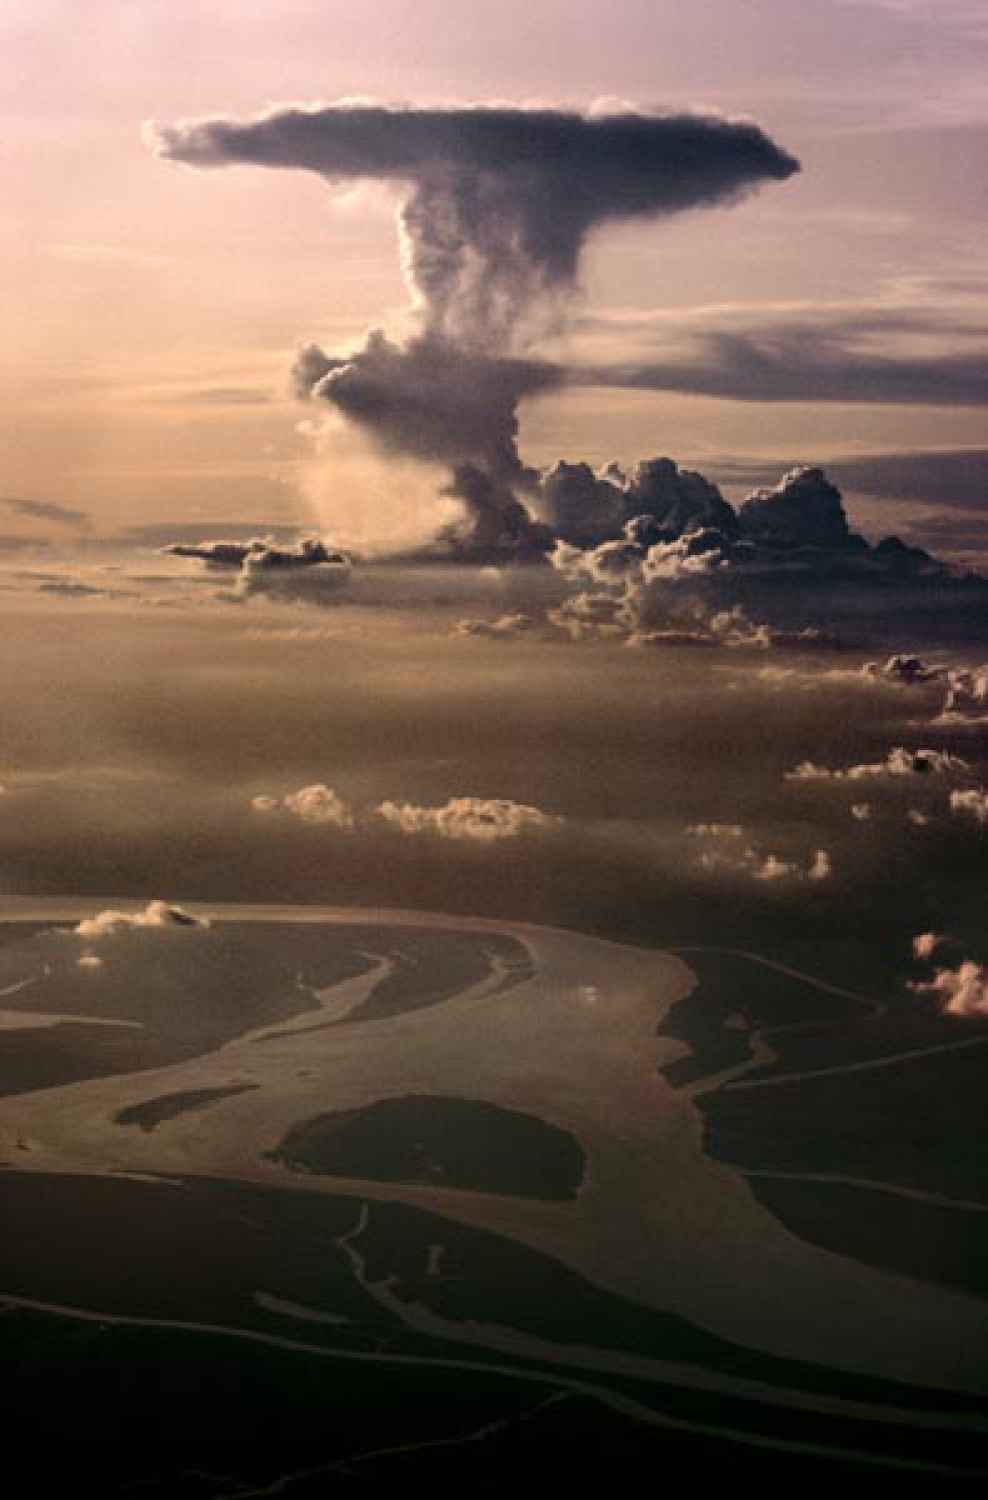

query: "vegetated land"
left=1, top=1168, right=986, bottom=1488
left=659, top=952, right=988, bottom=1296
left=114, top=1083, right=260, bottom=1133
left=267, top=1093, right=585, bottom=1200
left=0, top=920, right=529, bottom=1096
left=334, top=929, right=533, bottom=1023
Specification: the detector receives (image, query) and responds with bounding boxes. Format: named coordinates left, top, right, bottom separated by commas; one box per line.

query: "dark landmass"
left=3, top=1168, right=982, bottom=1420
left=8, top=1312, right=982, bottom=1495
left=660, top=950, right=869, bottom=1087
left=334, top=929, right=534, bottom=1024
left=114, top=1083, right=260, bottom=1133
left=2, top=1168, right=987, bottom=1491
left=659, top=951, right=988, bottom=1295
left=0, top=1022, right=208, bottom=1101
left=0, top=922, right=378, bottom=1095
left=0, top=920, right=532, bottom=1095
left=702, top=1042, right=988, bottom=1204
left=744, top=1177, right=988, bottom=1301
left=267, top=1093, right=585, bottom=1200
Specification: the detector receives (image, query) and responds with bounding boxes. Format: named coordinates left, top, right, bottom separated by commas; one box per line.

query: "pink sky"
left=3, top=0, right=987, bottom=543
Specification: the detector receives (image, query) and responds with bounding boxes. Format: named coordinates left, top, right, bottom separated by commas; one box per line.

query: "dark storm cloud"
left=152, top=100, right=799, bottom=563
left=293, top=332, right=561, bottom=561
left=234, top=538, right=351, bottom=602
left=164, top=539, right=273, bottom=569
left=294, top=330, right=561, bottom=474
left=1, top=495, right=91, bottom=528
left=164, top=536, right=351, bottom=604
left=533, top=456, right=737, bottom=550
left=738, top=467, right=859, bottom=549
left=152, top=103, right=798, bottom=349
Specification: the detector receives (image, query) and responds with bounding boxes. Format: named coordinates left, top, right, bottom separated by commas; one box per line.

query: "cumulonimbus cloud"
left=150, top=102, right=798, bottom=351
left=150, top=101, right=797, bottom=561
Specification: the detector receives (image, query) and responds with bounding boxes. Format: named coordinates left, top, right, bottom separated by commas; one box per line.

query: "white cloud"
left=912, top=931, right=944, bottom=960
left=376, top=796, right=559, bottom=842
left=787, top=746, right=969, bottom=781
left=687, top=822, right=744, bottom=838
left=949, top=787, right=988, bottom=825
left=911, top=960, right=988, bottom=1018
left=453, top=612, right=535, bottom=639
left=251, top=784, right=355, bottom=829
left=73, top=900, right=208, bottom=940
left=695, top=833, right=832, bottom=884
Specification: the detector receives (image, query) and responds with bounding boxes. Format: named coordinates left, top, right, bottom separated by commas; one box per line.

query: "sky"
left=3, top=0, right=988, bottom=555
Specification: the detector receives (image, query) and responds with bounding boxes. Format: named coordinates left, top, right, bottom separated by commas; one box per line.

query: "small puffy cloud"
left=73, top=900, right=209, bottom=940
left=862, top=654, right=947, bottom=685
left=693, top=828, right=832, bottom=883
left=376, top=796, right=559, bottom=842
left=753, top=853, right=801, bottom=881
left=251, top=784, right=354, bottom=829
left=547, top=590, right=634, bottom=641
left=949, top=787, right=988, bottom=824
left=941, top=665, right=988, bottom=721
left=232, top=539, right=351, bottom=604
left=167, top=535, right=351, bottom=605
left=625, top=628, right=716, bottom=649
left=913, top=931, right=944, bottom=960
left=786, top=746, right=969, bottom=781
left=453, top=612, right=535, bottom=640
left=641, top=527, right=730, bottom=582
left=911, top=960, right=988, bottom=1017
